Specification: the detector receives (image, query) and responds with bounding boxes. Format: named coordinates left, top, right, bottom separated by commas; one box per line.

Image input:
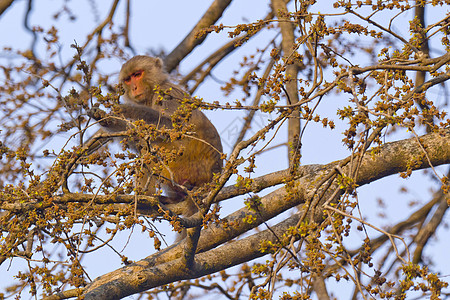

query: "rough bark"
left=78, top=130, right=450, bottom=299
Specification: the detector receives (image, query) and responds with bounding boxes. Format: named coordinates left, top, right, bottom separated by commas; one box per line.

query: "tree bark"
left=271, top=0, right=300, bottom=165
left=164, top=0, right=232, bottom=72
left=0, top=0, right=14, bottom=17
left=78, top=130, right=450, bottom=299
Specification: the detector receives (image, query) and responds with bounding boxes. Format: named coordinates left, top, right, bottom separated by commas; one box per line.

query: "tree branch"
left=164, top=0, right=232, bottom=72
left=271, top=0, right=301, bottom=164
left=0, top=0, right=14, bottom=17
left=78, top=130, right=450, bottom=299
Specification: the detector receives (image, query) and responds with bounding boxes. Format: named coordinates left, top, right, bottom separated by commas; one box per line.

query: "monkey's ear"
left=155, top=57, right=164, bottom=69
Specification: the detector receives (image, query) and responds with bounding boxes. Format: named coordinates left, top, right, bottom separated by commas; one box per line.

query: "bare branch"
left=0, top=0, right=14, bottom=17
left=164, top=0, right=233, bottom=72
left=78, top=130, right=450, bottom=298
left=271, top=0, right=300, bottom=164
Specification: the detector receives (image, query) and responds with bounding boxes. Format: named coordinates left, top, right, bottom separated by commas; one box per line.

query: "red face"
left=123, top=70, right=145, bottom=100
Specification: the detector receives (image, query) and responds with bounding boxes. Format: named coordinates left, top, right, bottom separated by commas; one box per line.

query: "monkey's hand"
left=118, top=104, right=174, bottom=129
left=88, top=104, right=173, bottom=132
left=88, top=107, right=107, bottom=121
left=87, top=107, right=119, bottom=128
left=88, top=106, right=132, bottom=133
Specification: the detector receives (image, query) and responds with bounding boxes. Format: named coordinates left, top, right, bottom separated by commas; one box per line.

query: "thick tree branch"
left=78, top=130, right=450, bottom=299
left=81, top=212, right=302, bottom=299
left=412, top=189, right=449, bottom=263
left=354, top=131, right=450, bottom=185
left=164, top=0, right=232, bottom=72
left=0, top=0, right=14, bottom=17
left=271, top=0, right=300, bottom=165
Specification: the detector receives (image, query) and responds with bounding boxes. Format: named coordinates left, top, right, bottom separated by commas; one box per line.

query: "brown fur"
left=99, top=56, right=223, bottom=218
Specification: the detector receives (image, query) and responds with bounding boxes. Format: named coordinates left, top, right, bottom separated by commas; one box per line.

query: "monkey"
left=89, top=56, right=223, bottom=221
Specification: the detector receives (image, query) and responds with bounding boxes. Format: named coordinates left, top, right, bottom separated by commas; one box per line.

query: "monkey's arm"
left=89, top=104, right=173, bottom=132
left=83, top=128, right=114, bottom=156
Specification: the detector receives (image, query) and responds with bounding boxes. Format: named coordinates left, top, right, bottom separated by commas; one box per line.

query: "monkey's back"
left=158, top=109, right=222, bottom=188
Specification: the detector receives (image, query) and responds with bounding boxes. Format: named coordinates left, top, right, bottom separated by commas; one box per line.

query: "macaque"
left=90, top=56, right=223, bottom=218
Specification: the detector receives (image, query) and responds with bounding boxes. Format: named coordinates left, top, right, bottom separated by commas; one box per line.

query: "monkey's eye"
left=123, top=76, right=131, bottom=84
left=133, top=70, right=143, bottom=79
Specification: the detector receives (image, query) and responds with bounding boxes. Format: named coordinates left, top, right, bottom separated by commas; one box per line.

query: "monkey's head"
left=119, top=56, right=169, bottom=104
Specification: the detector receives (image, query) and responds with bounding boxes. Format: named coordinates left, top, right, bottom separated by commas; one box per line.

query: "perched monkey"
left=90, top=56, right=223, bottom=218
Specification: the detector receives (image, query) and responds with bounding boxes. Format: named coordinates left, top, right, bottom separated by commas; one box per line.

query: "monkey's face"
left=122, top=70, right=147, bottom=102
left=119, top=56, right=168, bottom=104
